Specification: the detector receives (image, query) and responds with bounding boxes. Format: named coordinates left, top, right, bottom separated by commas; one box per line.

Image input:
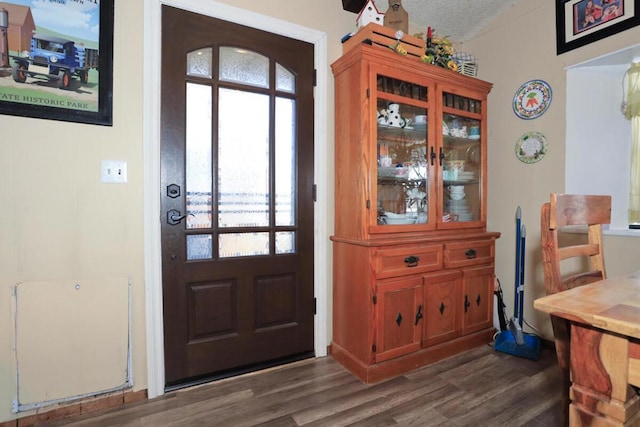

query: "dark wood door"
left=160, top=6, right=315, bottom=388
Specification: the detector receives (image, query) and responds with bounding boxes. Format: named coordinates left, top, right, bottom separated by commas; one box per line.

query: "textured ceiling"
left=371, top=0, right=520, bottom=42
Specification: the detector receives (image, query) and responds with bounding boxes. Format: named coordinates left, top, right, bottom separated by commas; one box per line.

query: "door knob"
left=167, top=209, right=194, bottom=225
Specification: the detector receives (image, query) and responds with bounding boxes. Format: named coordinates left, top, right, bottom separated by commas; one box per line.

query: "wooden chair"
left=540, top=193, right=611, bottom=426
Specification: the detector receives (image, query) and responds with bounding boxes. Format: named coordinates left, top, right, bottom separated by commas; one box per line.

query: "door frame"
left=143, top=0, right=329, bottom=398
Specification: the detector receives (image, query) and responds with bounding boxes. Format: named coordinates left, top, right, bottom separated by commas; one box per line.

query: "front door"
left=160, top=6, right=315, bottom=388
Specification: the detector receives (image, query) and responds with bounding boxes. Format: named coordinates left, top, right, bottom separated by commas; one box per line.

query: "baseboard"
left=0, top=389, right=147, bottom=427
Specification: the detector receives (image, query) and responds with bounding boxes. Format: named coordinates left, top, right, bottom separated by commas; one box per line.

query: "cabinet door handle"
left=476, top=294, right=481, bottom=306
left=439, top=147, right=445, bottom=166
left=414, top=305, right=423, bottom=325
left=465, top=249, right=477, bottom=259
left=464, top=294, right=471, bottom=312
left=430, top=146, right=436, bottom=165
left=404, top=255, right=420, bottom=267
left=396, top=312, right=403, bottom=326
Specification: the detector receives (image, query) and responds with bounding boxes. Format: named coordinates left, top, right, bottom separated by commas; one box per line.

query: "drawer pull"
left=404, top=255, right=420, bottom=267
left=414, top=305, right=423, bottom=325
left=439, top=302, right=445, bottom=314
left=396, top=312, right=403, bottom=326
left=464, top=294, right=470, bottom=312
left=465, top=249, right=477, bottom=259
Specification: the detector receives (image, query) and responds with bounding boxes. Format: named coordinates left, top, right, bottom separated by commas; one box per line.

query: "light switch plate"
left=101, top=160, right=127, bottom=183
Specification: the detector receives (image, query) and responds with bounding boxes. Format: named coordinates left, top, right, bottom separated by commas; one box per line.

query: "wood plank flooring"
left=51, top=344, right=562, bottom=426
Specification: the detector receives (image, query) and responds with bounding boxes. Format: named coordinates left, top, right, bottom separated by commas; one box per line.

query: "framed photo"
left=557, top=0, right=640, bottom=54
left=0, top=0, right=114, bottom=126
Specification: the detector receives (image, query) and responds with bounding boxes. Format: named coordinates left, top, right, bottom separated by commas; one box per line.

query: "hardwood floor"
left=52, top=344, right=562, bottom=426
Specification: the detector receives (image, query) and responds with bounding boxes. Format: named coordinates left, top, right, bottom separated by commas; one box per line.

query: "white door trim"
left=143, top=0, right=329, bottom=398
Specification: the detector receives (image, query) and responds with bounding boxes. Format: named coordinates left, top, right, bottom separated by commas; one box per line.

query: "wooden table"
left=534, top=272, right=640, bottom=426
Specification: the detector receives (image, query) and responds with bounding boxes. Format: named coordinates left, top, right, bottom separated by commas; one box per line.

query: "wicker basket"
left=453, top=52, right=478, bottom=77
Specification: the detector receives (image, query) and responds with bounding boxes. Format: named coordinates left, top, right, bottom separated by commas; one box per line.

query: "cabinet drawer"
left=375, top=245, right=443, bottom=279
left=444, top=240, right=494, bottom=269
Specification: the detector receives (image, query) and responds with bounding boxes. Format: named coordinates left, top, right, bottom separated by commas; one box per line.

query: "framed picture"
left=0, top=0, right=114, bottom=126
left=557, top=0, right=640, bottom=54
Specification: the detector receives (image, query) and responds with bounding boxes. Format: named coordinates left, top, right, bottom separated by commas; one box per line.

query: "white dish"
left=384, top=217, right=416, bottom=225
left=385, top=212, right=408, bottom=219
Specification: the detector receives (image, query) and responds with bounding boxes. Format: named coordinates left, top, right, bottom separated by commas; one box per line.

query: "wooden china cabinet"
left=330, top=43, right=500, bottom=383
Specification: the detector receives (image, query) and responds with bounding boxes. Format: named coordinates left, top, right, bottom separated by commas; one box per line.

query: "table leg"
left=569, top=324, right=640, bottom=426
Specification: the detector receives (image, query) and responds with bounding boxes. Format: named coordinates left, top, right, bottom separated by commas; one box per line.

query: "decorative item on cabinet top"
left=355, top=0, right=384, bottom=28
left=342, top=23, right=481, bottom=77
left=343, top=23, right=426, bottom=59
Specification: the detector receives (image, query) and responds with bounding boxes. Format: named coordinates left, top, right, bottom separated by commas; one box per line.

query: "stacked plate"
left=447, top=199, right=474, bottom=221
left=383, top=212, right=417, bottom=225
left=456, top=171, right=475, bottom=182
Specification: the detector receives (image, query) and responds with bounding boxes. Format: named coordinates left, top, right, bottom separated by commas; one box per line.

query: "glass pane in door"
left=218, top=88, right=270, bottom=228
left=376, top=98, right=428, bottom=226
left=276, top=63, right=295, bottom=93
left=442, top=92, right=482, bottom=223
left=186, top=47, right=213, bottom=78
left=275, top=97, right=295, bottom=226
left=185, top=82, right=213, bottom=229
left=219, top=47, right=269, bottom=88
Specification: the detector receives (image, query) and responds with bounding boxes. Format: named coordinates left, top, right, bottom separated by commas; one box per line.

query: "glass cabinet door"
left=375, top=74, right=429, bottom=227
left=441, top=91, right=482, bottom=224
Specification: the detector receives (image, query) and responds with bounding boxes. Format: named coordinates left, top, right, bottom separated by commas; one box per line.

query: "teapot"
left=377, top=103, right=412, bottom=128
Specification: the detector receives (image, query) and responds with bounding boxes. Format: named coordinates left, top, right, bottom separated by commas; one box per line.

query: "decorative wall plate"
left=515, top=131, right=547, bottom=163
left=513, top=80, right=552, bottom=120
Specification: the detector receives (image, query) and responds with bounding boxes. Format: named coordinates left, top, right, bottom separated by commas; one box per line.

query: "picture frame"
left=0, top=0, right=114, bottom=126
left=556, top=0, right=640, bottom=54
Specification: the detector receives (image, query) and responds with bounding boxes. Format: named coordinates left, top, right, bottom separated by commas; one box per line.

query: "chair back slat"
left=550, top=194, right=611, bottom=228
left=558, top=243, right=600, bottom=261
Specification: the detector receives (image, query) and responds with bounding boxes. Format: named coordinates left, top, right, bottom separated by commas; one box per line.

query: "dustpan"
left=495, top=330, right=540, bottom=360
left=495, top=207, right=541, bottom=360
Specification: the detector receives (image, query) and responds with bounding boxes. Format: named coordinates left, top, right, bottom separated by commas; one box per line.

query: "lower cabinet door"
left=374, top=276, right=423, bottom=363
left=461, top=265, right=494, bottom=335
left=423, top=270, right=462, bottom=346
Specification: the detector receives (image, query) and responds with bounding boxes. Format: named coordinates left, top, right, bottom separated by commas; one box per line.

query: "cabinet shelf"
left=443, top=180, right=478, bottom=185
left=378, top=176, right=427, bottom=184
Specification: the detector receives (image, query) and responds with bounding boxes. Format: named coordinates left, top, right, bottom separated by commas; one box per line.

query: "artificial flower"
left=389, top=41, right=408, bottom=56
left=423, top=33, right=457, bottom=71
